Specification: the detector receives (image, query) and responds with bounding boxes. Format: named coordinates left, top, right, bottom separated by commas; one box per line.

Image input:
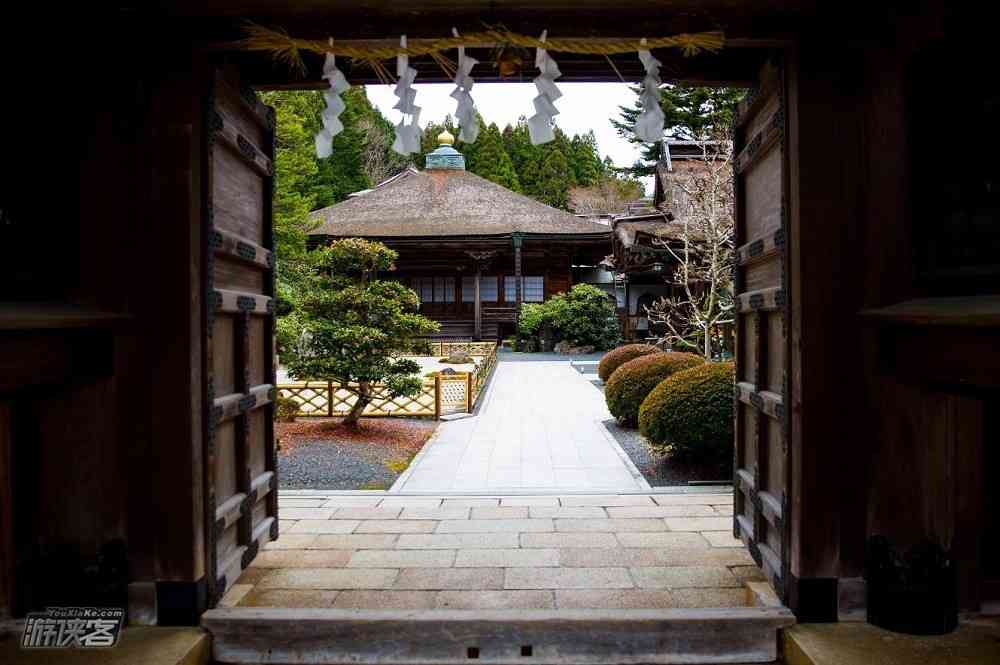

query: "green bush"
left=639, top=361, right=735, bottom=461
left=597, top=344, right=661, bottom=382
left=274, top=396, right=300, bottom=422
left=605, top=352, right=703, bottom=427
left=518, top=284, right=621, bottom=351
left=517, top=302, right=549, bottom=341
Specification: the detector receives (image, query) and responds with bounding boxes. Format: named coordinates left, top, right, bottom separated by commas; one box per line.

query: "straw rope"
left=237, top=23, right=724, bottom=74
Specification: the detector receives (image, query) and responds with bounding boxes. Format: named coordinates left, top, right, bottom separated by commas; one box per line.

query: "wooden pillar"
left=513, top=235, right=523, bottom=330
left=433, top=375, right=442, bottom=420
left=465, top=373, right=473, bottom=413
left=513, top=238, right=523, bottom=308
left=474, top=264, right=482, bottom=341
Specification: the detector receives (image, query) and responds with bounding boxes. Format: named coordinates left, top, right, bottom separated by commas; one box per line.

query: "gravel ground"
left=602, top=419, right=731, bottom=487
left=277, top=418, right=436, bottom=490
left=587, top=373, right=731, bottom=487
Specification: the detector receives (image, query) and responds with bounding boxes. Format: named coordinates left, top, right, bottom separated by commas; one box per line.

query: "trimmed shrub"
left=605, top=352, right=704, bottom=427
left=597, top=344, right=662, bottom=382
left=639, top=361, right=735, bottom=461
left=274, top=396, right=300, bottom=423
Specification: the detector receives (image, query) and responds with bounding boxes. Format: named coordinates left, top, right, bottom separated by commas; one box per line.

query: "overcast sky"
left=365, top=82, right=652, bottom=192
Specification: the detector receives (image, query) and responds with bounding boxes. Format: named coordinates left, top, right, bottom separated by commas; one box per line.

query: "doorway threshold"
left=203, top=606, right=794, bottom=664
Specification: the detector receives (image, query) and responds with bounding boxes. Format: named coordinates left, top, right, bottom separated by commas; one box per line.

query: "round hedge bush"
left=605, top=352, right=704, bottom=427
left=597, top=344, right=662, bottom=382
left=638, top=361, right=735, bottom=461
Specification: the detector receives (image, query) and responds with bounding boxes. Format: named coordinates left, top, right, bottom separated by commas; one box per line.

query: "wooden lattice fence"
left=278, top=342, right=498, bottom=420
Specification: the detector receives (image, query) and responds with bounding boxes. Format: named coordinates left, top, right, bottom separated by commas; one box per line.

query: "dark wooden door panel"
left=733, top=60, right=791, bottom=603
left=202, top=66, right=278, bottom=607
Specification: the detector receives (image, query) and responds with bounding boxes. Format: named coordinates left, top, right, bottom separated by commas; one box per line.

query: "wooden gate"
left=202, top=65, right=278, bottom=606
left=732, top=60, right=791, bottom=603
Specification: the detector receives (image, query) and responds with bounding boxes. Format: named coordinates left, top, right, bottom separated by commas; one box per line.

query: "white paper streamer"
left=450, top=34, right=480, bottom=144
left=528, top=31, right=562, bottom=145
left=314, top=48, right=350, bottom=158
left=634, top=42, right=665, bottom=144
left=392, top=35, right=422, bottom=155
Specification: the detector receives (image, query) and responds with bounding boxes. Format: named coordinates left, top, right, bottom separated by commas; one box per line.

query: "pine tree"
left=551, top=126, right=578, bottom=188
left=533, top=148, right=573, bottom=210
left=502, top=118, right=541, bottom=193
left=469, top=123, right=521, bottom=192
left=570, top=132, right=603, bottom=187
left=611, top=84, right=744, bottom=176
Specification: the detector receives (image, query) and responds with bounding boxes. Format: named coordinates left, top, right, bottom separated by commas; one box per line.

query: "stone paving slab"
left=505, top=567, right=634, bottom=590
left=396, top=533, right=521, bottom=549
left=703, top=532, right=745, bottom=548
left=239, top=491, right=766, bottom=612
left=395, top=568, right=504, bottom=590
left=309, top=534, right=399, bottom=549
left=555, top=589, right=678, bottom=609
left=630, top=566, right=740, bottom=589
left=436, top=590, right=556, bottom=609
left=258, top=568, right=398, bottom=590
left=348, top=550, right=456, bottom=568
left=394, top=360, right=648, bottom=492
left=436, top=518, right=553, bottom=533
left=454, top=548, right=560, bottom=568
left=554, top=518, right=667, bottom=532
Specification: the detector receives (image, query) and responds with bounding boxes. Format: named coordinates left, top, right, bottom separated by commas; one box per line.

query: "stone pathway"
left=394, top=357, right=648, bottom=492
left=221, top=491, right=764, bottom=611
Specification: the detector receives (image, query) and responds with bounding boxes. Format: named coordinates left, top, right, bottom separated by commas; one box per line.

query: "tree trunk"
left=343, top=384, right=371, bottom=428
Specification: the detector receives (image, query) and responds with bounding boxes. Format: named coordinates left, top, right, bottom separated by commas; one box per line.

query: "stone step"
left=203, top=607, right=794, bottom=664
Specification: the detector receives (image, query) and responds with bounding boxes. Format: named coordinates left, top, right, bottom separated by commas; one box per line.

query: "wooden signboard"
left=201, top=66, right=278, bottom=606
left=732, top=61, right=792, bottom=603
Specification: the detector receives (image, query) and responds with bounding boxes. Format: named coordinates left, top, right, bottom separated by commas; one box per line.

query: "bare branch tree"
left=646, top=137, right=735, bottom=359
left=357, top=116, right=410, bottom=185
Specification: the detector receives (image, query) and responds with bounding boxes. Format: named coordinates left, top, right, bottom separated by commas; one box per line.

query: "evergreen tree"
left=282, top=239, right=438, bottom=427
left=570, top=131, right=603, bottom=187
left=469, top=123, right=521, bottom=192
left=551, top=126, right=578, bottom=188
left=502, top=118, right=538, bottom=175
left=533, top=148, right=573, bottom=210
left=612, top=84, right=744, bottom=176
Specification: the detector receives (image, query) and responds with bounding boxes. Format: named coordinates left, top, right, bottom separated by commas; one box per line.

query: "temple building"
left=610, top=141, right=726, bottom=340
left=308, top=131, right=612, bottom=340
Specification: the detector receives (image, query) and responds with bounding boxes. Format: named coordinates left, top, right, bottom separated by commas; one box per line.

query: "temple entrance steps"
left=202, top=606, right=795, bottom=664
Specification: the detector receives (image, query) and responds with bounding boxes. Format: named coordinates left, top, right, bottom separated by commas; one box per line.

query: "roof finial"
left=438, top=129, right=455, bottom=146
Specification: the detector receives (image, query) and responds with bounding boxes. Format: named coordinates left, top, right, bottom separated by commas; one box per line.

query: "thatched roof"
left=308, top=168, right=610, bottom=239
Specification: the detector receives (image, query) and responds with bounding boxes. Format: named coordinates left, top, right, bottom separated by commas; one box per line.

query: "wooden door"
left=202, top=66, right=278, bottom=606
left=732, top=61, right=791, bottom=603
